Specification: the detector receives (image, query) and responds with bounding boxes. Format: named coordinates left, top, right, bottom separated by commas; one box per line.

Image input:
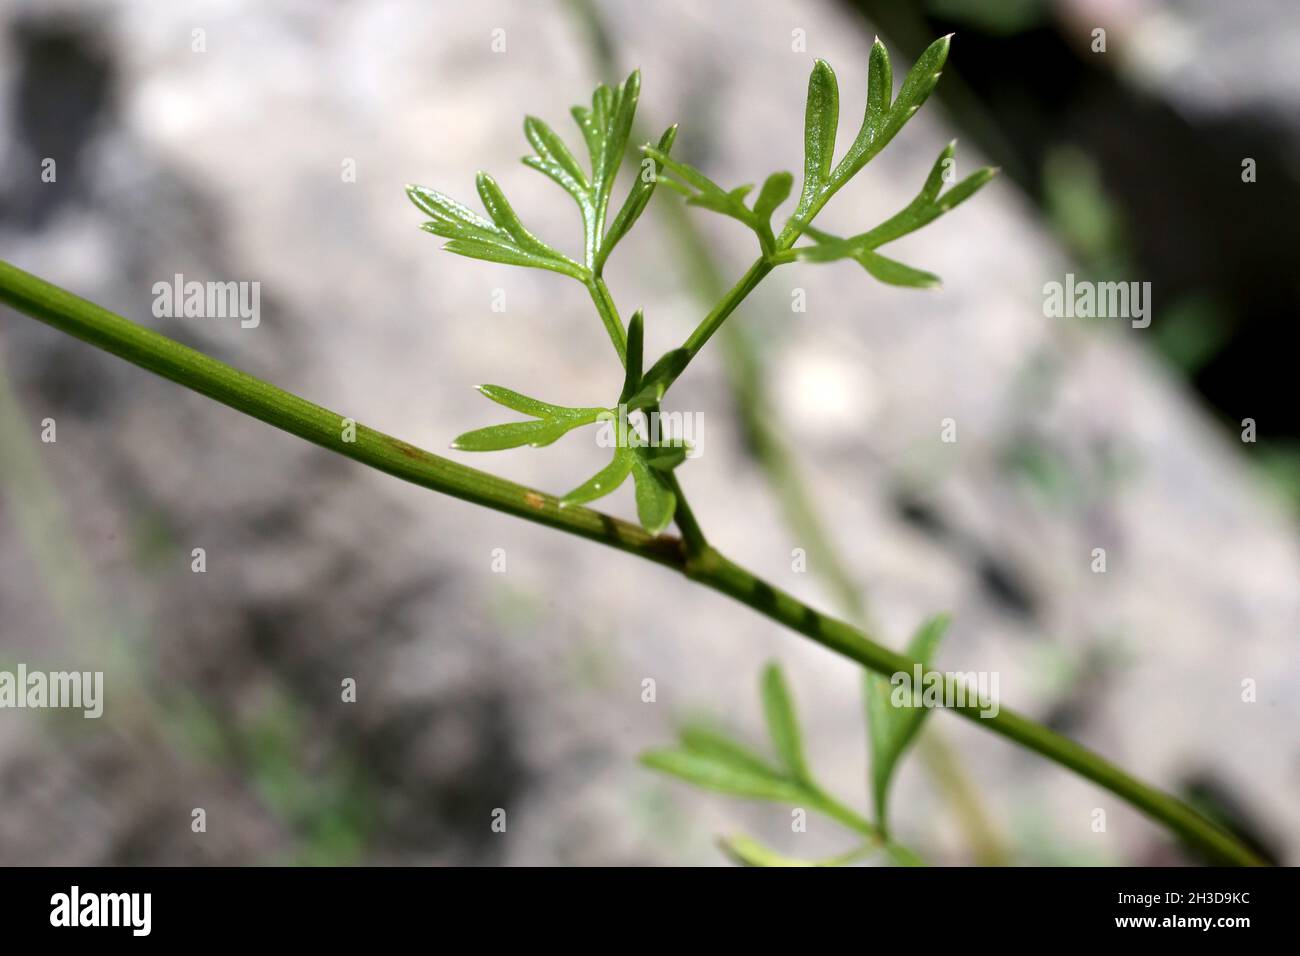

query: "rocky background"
left=0, top=0, right=1295, bottom=865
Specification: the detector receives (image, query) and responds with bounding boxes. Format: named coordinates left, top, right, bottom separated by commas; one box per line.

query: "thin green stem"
left=663, top=470, right=708, bottom=556
left=0, top=258, right=1263, bottom=866
left=0, top=259, right=676, bottom=567
left=585, top=276, right=627, bottom=366
left=684, top=546, right=1261, bottom=865
left=673, top=257, right=771, bottom=381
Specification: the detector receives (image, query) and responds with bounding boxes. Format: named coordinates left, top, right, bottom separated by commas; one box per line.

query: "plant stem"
left=0, top=260, right=676, bottom=567
left=0, top=258, right=1263, bottom=866
left=585, top=276, right=627, bottom=366
left=685, top=546, right=1261, bottom=865
left=672, top=257, right=771, bottom=384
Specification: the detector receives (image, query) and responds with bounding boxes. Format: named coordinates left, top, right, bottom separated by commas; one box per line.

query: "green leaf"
left=641, top=440, right=690, bottom=472
left=559, top=445, right=634, bottom=507
left=619, top=310, right=644, bottom=406
left=801, top=59, right=840, bottom=201
left=787, top=142, right=994, bottom=288
left=830, top=35, right=951, bottom=190
left=678, top=724, right=780, bottom=779
left=450, top=418, right=577, bottom=451
left=600, top=70, right=640, bottom=194
left=571, top=71, right=641, bottom=209
left=523, top=115, right=589, bottom=191
left=864, top=37, right=893, bottom=146
left=628, top=348, right=689, bottom=410
left=435, top=236, right=586, bottom=279
left=884, top=33, right=951, bottom=143
left=641, top=146, right=788, bottom=254
left=790, top=232, right=939, bottom=288
left=598, top=125, right=678, bottom=271
left=452, top=386, right=606, bottom=452
left=475, top=173, right=565, bottom=260
left=639, top=749, right=806, bottom=804
left=629, top=451, right=676, bottom=534
left=856, top=250, right=941, bottom=289
left=866, top=614, right=951, bottom=830
left=409, top=177, right=588, bottom=280
left=406, top=184, right=499, bottom=233
left=752, top=171, right=793, bottom=227
left=475, top=384, right=569, bottom=419
left=761, top=663, right=812, bottom=785
left=719, top=833, right=874, bottom=868
left=853, top=145, right=998, bottom=250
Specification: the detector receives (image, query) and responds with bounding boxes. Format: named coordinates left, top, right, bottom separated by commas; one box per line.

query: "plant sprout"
left=0, top=35, right=1263, bottom=866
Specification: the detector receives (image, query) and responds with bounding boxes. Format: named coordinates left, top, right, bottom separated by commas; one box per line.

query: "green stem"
left=674, top=257, right=771, bottom=380
left=0, top=258, right=1263, bottom=866
left=684, top=546, right=1261, bottom=866
left=0, top=259, right=675, bottom=567
left=585, top=276, right=627, bottom=366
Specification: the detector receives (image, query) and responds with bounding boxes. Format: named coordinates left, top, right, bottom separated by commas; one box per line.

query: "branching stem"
left=0, top=258, right=1263, bottom=866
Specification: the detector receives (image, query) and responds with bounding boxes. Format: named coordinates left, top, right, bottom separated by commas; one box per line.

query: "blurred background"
left=0, top=0, right=1296, bottom=865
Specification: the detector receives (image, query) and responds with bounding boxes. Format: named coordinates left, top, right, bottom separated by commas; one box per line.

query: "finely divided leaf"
left=790, top=141, right=996, bottom=287
left=452, top=386, right=605, bottom=452
left=831, top=35, right=951, bottom=190
left=641, top=145, right=789, bottom=254
left=409, top=177, right=586, bottom=280
left=883, top=34, right=951, bottom=143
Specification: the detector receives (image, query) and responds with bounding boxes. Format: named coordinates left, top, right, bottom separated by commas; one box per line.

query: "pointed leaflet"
left=408, top=178, right=587, bottom=280
left=882, top=34, right=951, bottom=144
left=831, top=35, right=951, bottom=191
left=864, top=37, right=893, bottom=146
left=641, top=145, right=789, bottom=254
left=798, top=59, right=840, bottom=210
left=761, top=662, right=813, bottom=785
left=619, top=310, right=644, bottom=405
left=475, top=384, right=572, bottom=419
left=866, top=614, right=951, bottom=830
left=791, top=230, right=939, bottom=288
left=450, top=418, right=578, bottom=451
left=523, top=115, right=589, bottom=191
left=452, top=386, right=605, bottom=452
left=627, top=348, right=689, bottom=410
left=475, top=173, right=566, bottom=260
left=853, top=144, right=998, bottom=250
left=719, top=833, right=871, bottom=868
left=857, top=250, right=941, bottom=289
left=630, top=450, right=676, bottom=534
left=598, top=125, right=678, bottom=271
left=642, top=721, right=803, bottom=804
left=752, top=172, right=794, bottom=228
left=678, top=724, right=780, bottom=779
left=560, top=445, right=634, bottom=507
left=640, top=440, right=690, bottom=472
left=640, top=749, right=808, bottom=804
